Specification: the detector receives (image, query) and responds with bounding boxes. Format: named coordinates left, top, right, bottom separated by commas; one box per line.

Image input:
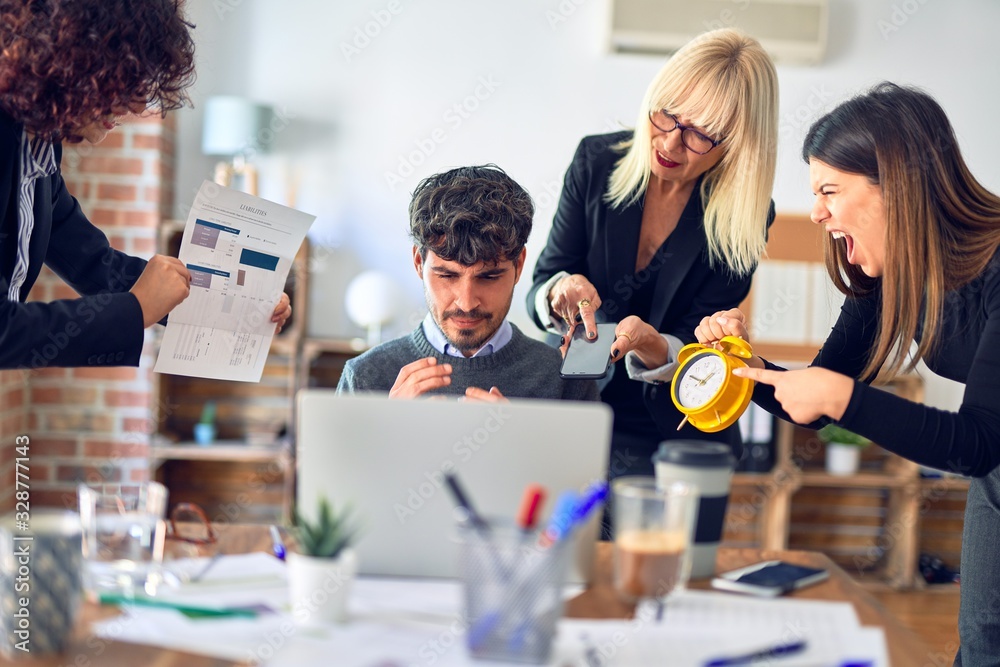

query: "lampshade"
left=201, top=96, right=272, bottom=156
left=345, top=271, right=400, bottom=328
left=345, top=271, right=401, bottom=346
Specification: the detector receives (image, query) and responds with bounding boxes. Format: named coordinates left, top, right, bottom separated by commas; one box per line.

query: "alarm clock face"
left=675, top=354, right=727, bottom=409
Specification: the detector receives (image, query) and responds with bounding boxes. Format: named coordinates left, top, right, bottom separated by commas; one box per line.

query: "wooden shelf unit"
left=725, top=369, right=969, bottom=590
left=149, top=441, right=294, bottom=523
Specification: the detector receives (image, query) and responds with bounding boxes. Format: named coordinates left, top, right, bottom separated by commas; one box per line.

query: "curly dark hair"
left=409, top=165, right=534, bottom=266
left=0, top=0, right=196, bottom=140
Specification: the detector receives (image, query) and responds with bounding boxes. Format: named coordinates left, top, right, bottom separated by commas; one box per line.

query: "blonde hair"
left=605, top=29, right=778, bottom=276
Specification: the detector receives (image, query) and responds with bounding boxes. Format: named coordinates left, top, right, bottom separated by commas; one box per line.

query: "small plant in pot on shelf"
left=818, top=424, right=871, bottom=476
left=288, top=496, right=359, bottom=624
left=193, top=401, right=216, bottom=445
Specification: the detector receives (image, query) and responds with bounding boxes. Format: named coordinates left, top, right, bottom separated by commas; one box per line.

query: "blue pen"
left=269, top=525, right=286, bottom=561
left=703, top=640, right=807, bottom=667
left=540, top=490, right=579, bottom=546
left=570, top=481, right=609, bottom=527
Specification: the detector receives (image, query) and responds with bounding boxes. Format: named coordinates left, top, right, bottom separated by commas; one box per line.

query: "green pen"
left=97, top=592, right=259, bottom=619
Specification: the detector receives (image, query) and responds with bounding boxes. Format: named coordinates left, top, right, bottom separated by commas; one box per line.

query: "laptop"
left=295, top=391, right=613, bottom=581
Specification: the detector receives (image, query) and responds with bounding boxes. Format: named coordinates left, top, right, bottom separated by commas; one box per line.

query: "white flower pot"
left=826, top=442, right=862, bottom=476
left=287, top=549, right=357, bottom=625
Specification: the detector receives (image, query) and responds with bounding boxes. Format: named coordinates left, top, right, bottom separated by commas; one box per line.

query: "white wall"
left=176, top=0, right=995, bottom=404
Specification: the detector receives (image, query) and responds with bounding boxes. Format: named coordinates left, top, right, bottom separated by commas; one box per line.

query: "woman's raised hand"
left=694, top=308, right=751, bottom=345
left=608, top=316, right=669, bottom=369
left=549, top=274, right=601, bottom=338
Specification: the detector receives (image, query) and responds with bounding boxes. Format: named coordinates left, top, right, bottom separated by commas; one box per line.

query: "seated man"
left=338, top=165, right=598, bottom=402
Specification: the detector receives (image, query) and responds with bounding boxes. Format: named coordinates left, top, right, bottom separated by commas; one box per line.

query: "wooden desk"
left=22, top=525, right=931, bottom=666
left=568, top=544, right=933, bottom=666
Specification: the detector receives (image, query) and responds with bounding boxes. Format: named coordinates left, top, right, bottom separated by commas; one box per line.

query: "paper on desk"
left=166, top=551, right=287, bottom=589
left=553, top=590, right=888, bottom=667
left=154, top=181, right=315, bottom=382
left=93, top=578, right=887, bottom=667
left=91, top=574, right=466, bottom=663
left=90, top=553, right=290, bottom=661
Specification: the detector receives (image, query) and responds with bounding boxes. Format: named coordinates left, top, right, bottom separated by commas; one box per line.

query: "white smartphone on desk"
left=711, top=560, right=829, bottom=597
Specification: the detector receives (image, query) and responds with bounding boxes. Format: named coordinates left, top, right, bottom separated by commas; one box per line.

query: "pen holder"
left=460, top=522, right=572, bottom=664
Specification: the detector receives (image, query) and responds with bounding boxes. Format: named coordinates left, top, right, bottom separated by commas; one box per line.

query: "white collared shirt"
left=421, top=313, right=513, bottom=358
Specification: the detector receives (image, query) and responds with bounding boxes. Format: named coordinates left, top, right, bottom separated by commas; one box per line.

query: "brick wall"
left=0, top=370, right=29, bottom=512
left=0, top=114, right=175, bottom=512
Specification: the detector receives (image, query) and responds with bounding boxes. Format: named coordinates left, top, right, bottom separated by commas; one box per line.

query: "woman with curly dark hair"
left=0, top=0, right=291, bottom=369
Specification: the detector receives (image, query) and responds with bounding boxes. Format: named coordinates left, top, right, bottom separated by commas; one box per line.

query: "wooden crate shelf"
left=721, top=373, right=969, bottom=590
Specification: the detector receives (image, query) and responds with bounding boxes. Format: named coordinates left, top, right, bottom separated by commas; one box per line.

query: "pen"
left=444, top=472, right=490, bottom=533
left=98, top=592, right=259, bottom=619
left=569, top=481, right=609, bottom=527
left=539, top=490, right=579, bottom=547
left=516, top=484, right=547, bottom=535
left=703, top=640, right=807, bottom=667
left=269, top=524, right=286, bottom=561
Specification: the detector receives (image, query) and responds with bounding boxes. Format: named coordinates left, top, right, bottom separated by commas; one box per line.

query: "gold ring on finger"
left=578, top=299, right=591, bottom=309
left=616, top=331, right=633, bottom=343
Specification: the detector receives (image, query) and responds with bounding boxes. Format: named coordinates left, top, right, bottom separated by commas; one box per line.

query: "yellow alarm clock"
left=670, top=335, right=755, bottom=433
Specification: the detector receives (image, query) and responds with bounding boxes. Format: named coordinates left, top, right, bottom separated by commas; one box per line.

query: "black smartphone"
left=559, top=322, right=618, bottom=380
left=710, top=560, right=829, bottom=597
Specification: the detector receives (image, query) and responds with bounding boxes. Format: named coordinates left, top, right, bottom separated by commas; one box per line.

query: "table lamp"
left=345, top=271, right=401, bottom=347
left=201, top=96, right=272, bottom=195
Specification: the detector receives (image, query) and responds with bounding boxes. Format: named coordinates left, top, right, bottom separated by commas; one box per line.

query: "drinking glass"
left=78, top=482, right=168, bottom=596
left=611, top=476, right=696, bottom=605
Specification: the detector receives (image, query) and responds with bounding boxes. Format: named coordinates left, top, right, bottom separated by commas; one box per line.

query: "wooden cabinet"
left=724, top=374, right=969, bottom=589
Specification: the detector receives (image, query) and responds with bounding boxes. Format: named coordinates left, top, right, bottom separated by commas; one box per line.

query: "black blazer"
left=527, top=132, right=774, bottom=448
left=0, top=110, right=147, bottom=369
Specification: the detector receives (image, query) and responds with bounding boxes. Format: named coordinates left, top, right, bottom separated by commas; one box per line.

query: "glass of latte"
left=611, top=476, right=696, bottom=606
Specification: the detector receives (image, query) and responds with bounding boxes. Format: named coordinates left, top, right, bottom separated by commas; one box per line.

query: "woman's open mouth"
left=655, top=150, right=680, bottom=168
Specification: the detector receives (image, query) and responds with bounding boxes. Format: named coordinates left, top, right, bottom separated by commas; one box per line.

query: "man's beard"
left=440, top=308, right=496, bottom=352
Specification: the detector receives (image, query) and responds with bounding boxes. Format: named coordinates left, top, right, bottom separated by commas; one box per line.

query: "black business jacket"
left=0, top=109, right=147, bottom=369
left=527, top=132, right=774, bottom=453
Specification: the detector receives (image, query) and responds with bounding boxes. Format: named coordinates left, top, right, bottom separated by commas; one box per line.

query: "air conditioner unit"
left=609, top=0, right=828, bottom=66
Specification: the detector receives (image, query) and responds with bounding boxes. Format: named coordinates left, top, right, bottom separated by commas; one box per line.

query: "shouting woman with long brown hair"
left=697, top=82, right=1000, bottom=666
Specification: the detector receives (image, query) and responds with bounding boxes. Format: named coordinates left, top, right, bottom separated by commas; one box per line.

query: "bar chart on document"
left=154, top=181, right=315, bottom=382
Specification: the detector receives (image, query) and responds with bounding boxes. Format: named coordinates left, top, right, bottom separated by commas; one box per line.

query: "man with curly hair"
left=0, top=0, right=291, bottom=370
left=338, top=165, right=598, bottom=403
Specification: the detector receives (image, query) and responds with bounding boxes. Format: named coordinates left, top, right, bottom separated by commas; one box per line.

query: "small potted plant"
left=193, top=401, right=216, bottom=445
left=818, top=424, right=871, bottom=476
left=287, top=496, right=359, bottom=624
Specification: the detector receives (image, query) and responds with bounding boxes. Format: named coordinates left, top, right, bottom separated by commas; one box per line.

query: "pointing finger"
left=731, top=366, right=778, bottom=385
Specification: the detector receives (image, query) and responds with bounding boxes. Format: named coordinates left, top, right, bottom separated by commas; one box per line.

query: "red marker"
left=516, top=484, right=547, bottom=533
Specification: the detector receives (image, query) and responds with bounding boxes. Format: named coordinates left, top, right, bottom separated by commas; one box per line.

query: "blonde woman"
left=528, top=28, right=778, bottom=476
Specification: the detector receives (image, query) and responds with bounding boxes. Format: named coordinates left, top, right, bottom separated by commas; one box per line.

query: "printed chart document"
left=154, top=181, right=315, bottom=382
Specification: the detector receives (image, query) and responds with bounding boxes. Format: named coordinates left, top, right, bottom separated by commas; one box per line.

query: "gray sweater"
left=337, top=323, right=599, bottom=402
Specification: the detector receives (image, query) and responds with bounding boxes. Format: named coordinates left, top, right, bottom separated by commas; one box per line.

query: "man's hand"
left=130, top=255, right=191, bottom=327
left=462, top=386, right=509, bottom=403
left=388, top=357, right=452, bottom=399
left=271, top=293, right=292, bottom=334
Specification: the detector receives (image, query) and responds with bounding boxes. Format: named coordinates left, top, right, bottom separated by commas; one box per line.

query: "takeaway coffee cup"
left=0, top=510, right=83, bottom=658
left=652, top=441, right=735, bottom=579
